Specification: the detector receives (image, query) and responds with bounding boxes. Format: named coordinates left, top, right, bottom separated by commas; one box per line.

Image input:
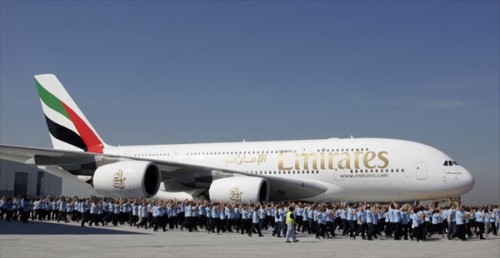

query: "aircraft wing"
left=0, top=144, right=219, bottom=185
left=0, top=144, right=328, bottom=200
left=0, top=144, right=119, bottom=181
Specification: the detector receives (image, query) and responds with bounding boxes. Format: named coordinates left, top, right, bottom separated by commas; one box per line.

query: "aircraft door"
left=416, top=162, right=428, bottom=180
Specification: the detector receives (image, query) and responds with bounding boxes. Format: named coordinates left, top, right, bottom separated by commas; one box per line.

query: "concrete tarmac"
left=1, top=219, right=499, bottom=258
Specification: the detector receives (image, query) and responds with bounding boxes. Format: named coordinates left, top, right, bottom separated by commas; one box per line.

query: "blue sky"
left=1, top=1, right=498, bottom=204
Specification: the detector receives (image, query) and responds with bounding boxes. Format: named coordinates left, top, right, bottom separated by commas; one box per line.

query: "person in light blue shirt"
left=248, top=206, right=263, bottom=237
left=266, top=204, right=274, bottom=229
left=89, top=201, right=97, bottom=226
left=339, top=207, right=347, bottom=236
left=326, top=207, right=336, bottom=238
left=32, top=199, right=39, bottom=221
left=464, top=207, right=473, bottom=239
left=198, top=201, right=207, bottom=229
left=377, top=209, right=385, bottom=235
left=57, top=197, right=67, bottom=223
left=80, top=199, right=89, bottom=227
left=233, top=205, right=240, bottom=232
left=294, top=203, right=304, bottom=232
left=475, top=207, right=485, bottom=239
left=178, top=202, right=185, bottom=226
left=226, top=204, right=235, bottom=232
left=353, top=207, right=365, bottom=239
left=103, top=201, right=111, bottom=225
left=66, top=199, right=75, bottom=222
left=384, top=206, right=393, bottom=238
left=372, top=207, right=381, bottom=238
left=447, top=205, right=456, bottom=240
left=400, top=204, right=411, bottom=240
left=112, top=201, right=121, bottom=226
left=441, top=206, right=449, bottom=234
left=422, top=208, right=431, bottom=239
left=417, top=207, right=427, bottom=240
left=122, top=201, right=131, bottom=225
left=486, top=206, right=497, bottom=236
left=152, top=202, right=162, bottom=231
left=205, top=203, right=212, bottom=232
left=49, top=199, right=57, bottom=221
left=137, top=201, right=149, bottom=229
left=344, top=204, right=356, bottom=239
left=307, top=205, right=315, bottom=234
left=272, top=204, right=285, bottom=237
left=91, top=201, right=102, bottom=226
left=191, top=203, right=199, bottom=229
left=453, top=206, right=466, bottom=240
left=131, top=202, right=139, bottom=226
left=315, top=206, right=327, bottom=239
left=365, top=206, right=375, bottom=240
left=350, top=207, right=358, bottom=239
left=391, top=202, right=402, bottom=240
left=240, top=204, right=249, bottom=235
left=44, top=198, right=51, bottom=221
left=72, top=200, right=80, bottom=222
left=181, top=201, right=192, bottom=232
left=301, top=206, right=311, bottom=234
left=168, top=203, right=179, bottom=229
left=96, top=202, right=103, bottom=226
left=484, top=209, right=492, bottom=235
left=219, top=204, right=227, bottom=233
left=430, top=209, right=441, bottom=236
left=208, top=203, right=220, bottom=234
left=315, top=205, right=327, bottom=239
left=411, top=207, right=423, bottom=241
left=258, top=205, right=267, bottom=231
left=216, top=203, right=226, bottom=234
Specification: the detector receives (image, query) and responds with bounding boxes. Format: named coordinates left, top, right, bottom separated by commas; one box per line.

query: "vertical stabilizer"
left=35, top=74, right=107, bottom=153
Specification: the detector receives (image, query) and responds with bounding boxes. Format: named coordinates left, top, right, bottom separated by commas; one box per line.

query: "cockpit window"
left=443, top=160, right=459, bottom=166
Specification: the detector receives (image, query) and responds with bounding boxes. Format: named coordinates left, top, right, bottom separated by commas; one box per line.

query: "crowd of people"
left=1, top=195, right=498, bottom=242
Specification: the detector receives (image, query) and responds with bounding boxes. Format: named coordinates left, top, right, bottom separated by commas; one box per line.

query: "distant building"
left=0, top=159, right=61, bottom=197
left=0, top=159, right=95, bottom=198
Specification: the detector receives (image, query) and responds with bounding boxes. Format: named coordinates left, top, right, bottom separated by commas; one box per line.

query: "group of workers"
left=1, top=195, right=498, bottom=242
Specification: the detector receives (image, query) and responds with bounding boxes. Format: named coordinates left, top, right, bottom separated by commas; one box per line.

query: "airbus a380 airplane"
left=0, top=74, right=475, bottom=203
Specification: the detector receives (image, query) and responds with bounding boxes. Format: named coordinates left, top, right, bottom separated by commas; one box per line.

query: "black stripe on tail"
left=44, top=115, right=87, bottom=151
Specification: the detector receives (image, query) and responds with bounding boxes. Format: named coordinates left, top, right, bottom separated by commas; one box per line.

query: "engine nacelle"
left=93, top=161, right=161, bottom=198
left=209, top=177, right=269, bottom=203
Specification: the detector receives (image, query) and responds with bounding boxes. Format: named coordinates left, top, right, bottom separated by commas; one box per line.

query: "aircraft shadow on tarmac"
left=0, top=220, right=148, bottom=235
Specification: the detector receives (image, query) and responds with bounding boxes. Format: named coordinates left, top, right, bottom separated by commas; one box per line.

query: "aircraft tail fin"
left=35, top=74, right=108, bottom=153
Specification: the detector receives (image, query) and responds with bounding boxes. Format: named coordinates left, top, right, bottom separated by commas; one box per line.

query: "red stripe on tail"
left=62, top=102, right=104, bottom=153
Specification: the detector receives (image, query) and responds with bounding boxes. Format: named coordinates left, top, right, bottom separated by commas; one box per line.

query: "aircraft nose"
left=461, top=168, right=475, bottom=193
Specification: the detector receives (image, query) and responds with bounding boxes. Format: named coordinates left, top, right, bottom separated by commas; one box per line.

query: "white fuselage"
left=105, top=137, right=474, bottom=202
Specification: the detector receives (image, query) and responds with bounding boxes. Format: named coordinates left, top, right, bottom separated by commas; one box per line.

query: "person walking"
left=248, top=206, right=263, bottom=237
left=285, top=205, right=299, bottom=243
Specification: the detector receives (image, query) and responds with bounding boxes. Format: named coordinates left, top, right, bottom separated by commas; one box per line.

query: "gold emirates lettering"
left=278, top=150, right=389, bottom=171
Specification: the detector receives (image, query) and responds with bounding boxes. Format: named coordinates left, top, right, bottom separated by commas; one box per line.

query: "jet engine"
left=209, top=177, right=269, bottom=203
left=93, top=160, right=161, bottom=198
